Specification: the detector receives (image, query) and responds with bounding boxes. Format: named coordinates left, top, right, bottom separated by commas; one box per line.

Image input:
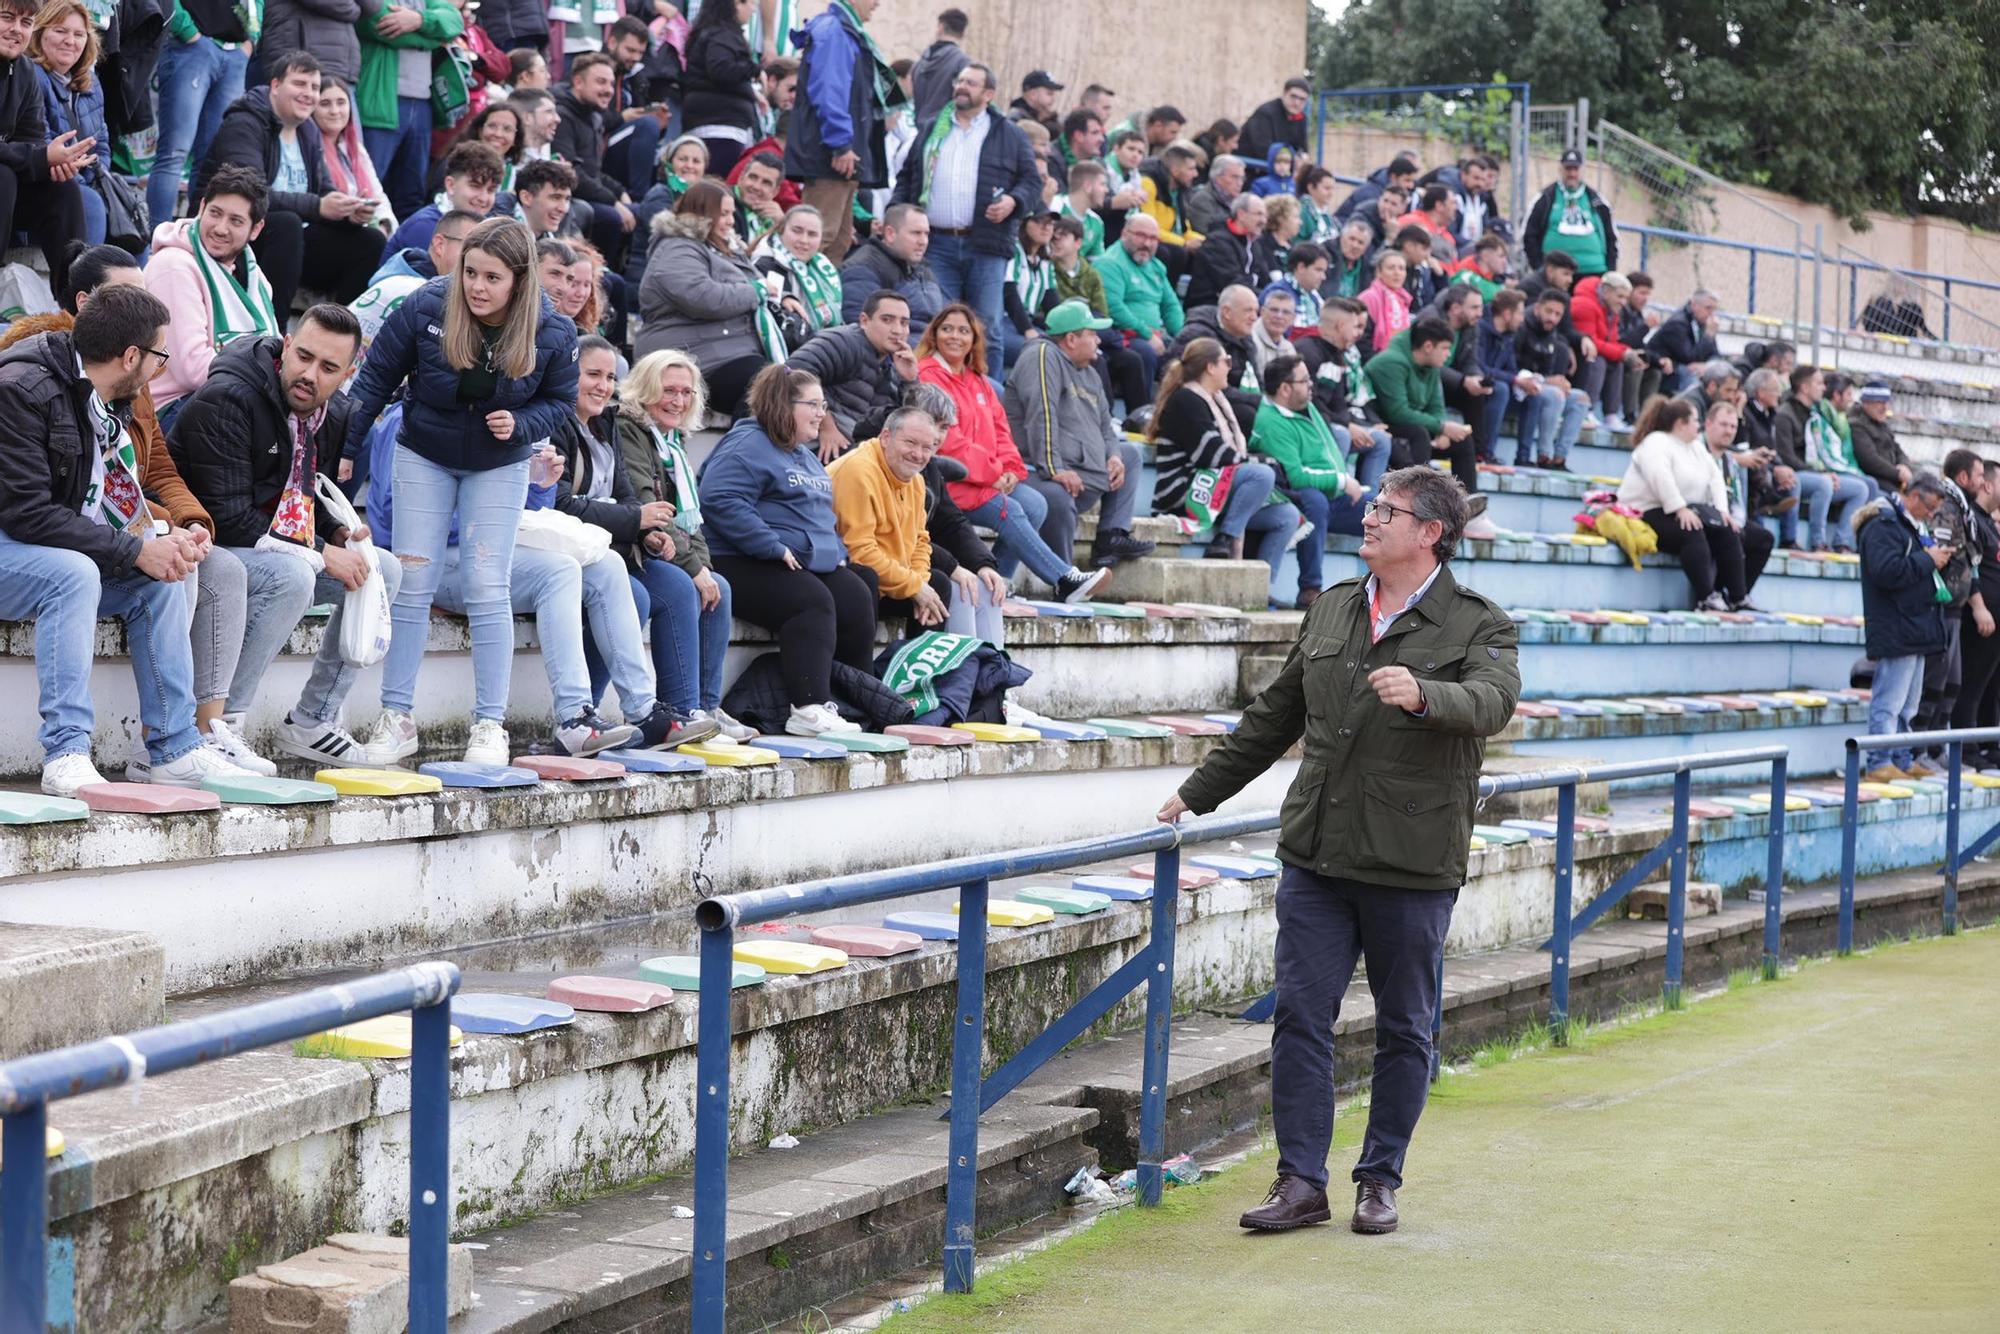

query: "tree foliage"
left=1310, top=0, right=1999, bottom=226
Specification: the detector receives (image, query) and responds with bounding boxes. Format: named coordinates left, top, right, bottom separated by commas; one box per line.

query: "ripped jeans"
left=379, top=445, right=530, bottom=722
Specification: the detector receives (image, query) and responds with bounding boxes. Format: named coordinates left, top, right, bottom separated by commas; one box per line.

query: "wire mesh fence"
left=1835, top=244, right=2000, bottom=350
left=1526, top=104, right=1577, bottom=158
left=1589, top=122, right=1804, bottom=341
left=1314, top=82, right=1532, bottom=231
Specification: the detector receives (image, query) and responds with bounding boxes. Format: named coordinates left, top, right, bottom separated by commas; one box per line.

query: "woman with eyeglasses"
left=697, top=363, right=874, bottom=737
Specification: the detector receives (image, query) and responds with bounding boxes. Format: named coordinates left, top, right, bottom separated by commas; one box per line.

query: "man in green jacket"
left=1366, top=316, right=1477, bottom=495
left=355, top=0, right=462, bottom=217
left=1159, top=463, right=1519, bottom=1237
left=1093, top=212, right=1181, bottom=389
left=1250, top=353, right=1368, bottom=609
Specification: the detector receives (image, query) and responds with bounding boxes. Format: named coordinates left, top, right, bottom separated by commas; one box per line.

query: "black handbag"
left=95, top=171, right=150, bottom=254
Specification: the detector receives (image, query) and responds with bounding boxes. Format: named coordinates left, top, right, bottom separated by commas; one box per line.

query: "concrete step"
left=0, top=922, right=164, bottom=1060
left=1499, top=690, right=1869, bottom=778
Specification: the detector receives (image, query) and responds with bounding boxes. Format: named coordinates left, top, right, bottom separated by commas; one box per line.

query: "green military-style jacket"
left=1178, top=563, right=1520, bottom=890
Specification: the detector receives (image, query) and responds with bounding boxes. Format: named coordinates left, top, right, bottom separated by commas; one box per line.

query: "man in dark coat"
left=1855, top=477, right=1952, bottom=780
left=1644, top=291, right=1720, bottom=394
left=786, top=0, right=903, bottom=261
left=1237, top=77, right=1310, bottom=183
left=1159, top=463, right=1519, bottom=1237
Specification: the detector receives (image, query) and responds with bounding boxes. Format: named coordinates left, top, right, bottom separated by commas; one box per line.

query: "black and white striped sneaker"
left=273, top=713, right=366, bottom=767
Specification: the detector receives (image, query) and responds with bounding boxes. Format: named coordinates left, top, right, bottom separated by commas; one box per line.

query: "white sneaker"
left=150, top=743, right=256, bottom=789
left=273, top=712, right=367, bottom=767
left=464, top=719, right=510, bottom=766
left=1003, top=699, right=1058, bottom=730
left=123, top=739, right=151, bottom=783
left=786, top=702, right=860, bottom=736
left=206, top=717, right=277, bottom=776
left=41, top=753, right=106, bottom=798
left=697, top=707, right=758, bottom=741
left=1463, top=516, right=1500, bottom=541
left=361, top=709, right=419, bottom=765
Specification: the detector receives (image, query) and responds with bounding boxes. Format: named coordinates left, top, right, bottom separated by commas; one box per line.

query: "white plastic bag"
left=514, top=507, right=614, bottom=566
left=0, top=262, right=56, bottom=322
left=315, top=474, right=390, bottom=667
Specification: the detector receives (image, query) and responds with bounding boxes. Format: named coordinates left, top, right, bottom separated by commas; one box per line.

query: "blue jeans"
left=0, top=531, right=202, bottom=764
left=1783, top=471, right=1873, bottom=549
left=219, top=545, right=406, bottom=722
left=364, top=97, right=434, bottom=220
left=946, top=578, right=1005, bottom=644
left=589, top=558, right=731, bottom=714
left=1867, top=655, right=1927, bottom=770
left=1217, top=461, right=1302, bottom=593
left=927, top=232, right=1008, bottom=350
left=1285, top=484, right=1367, bottom=595
left=148, top=37, right=248, bottom=224
left=381, top=446, right=530, bottom=721
left=1516, top=384, right=1589, bottom=464
left=1349, top=427, right=1391, bottom=491
left=964, top=486, right=1072, bottom=586
left=79, top=179, right=105, bottom=245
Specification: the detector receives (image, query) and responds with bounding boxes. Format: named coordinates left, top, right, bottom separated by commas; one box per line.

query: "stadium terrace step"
left=0, top=606, right=1299, bottom=780
left=0, top=922, right=164, bottom=1060
left=0, top=732, right=1300, bottom=995
left=1497, top=688, right=1869, bottom=777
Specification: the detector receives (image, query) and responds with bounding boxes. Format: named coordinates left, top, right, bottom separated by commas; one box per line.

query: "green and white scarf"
left=789, top=252, right=842, bottom=329
left=882, top=630, right=983, bottom=714
left=1299, top=198, right=1336, bottom=245
left=82, top=389, right=149, bottom=534
left=915, top=103, right=956, bottom=208
left=751, top=282, right=789, bottom=365
left=185, top=221, right=276, bottom=346
left=1007, top=245, right=1053, bottom=321
left=647, top=423, right=703, bottom=534
left=831, top=0, right=903, bottom=113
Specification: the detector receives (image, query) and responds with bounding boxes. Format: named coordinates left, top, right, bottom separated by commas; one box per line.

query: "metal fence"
left=0, top=963, right=462, bottom=1333
left=1840, top=727, right=2000, bottom=948
left=1589, top=121, right=1805, bottom=345
left=1834, top=245, right=2000, bottom=349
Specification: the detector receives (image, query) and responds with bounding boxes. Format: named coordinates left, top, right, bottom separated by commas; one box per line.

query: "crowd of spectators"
left=0, top=0, right=1979, bottom=797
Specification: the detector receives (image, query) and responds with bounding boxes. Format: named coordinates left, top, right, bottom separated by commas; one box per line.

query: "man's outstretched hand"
left=1157, top=793, right=1189, bottom=823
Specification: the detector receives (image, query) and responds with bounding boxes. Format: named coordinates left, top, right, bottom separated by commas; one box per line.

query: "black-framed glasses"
left=1363, top=498, right=1415, bottom=524
left=136, top=346, right=170, bottom=368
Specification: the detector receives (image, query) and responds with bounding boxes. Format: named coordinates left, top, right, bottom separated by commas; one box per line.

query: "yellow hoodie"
left=829, top=437, right=932, bottom=600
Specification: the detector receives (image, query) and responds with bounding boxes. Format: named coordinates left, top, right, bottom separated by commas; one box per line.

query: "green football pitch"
left=885, top=928, right=2000, bottom=1332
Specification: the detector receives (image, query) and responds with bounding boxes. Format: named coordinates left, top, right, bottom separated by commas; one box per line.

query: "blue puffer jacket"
left=33, top=64, right=105, bottom=187
left=342, top=275, right=580, bottom=472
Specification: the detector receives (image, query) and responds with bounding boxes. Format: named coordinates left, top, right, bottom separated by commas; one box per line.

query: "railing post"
left=407, top=997, right=452, bottom=1334
left=1763, top=756, right=1787, bottom=980
left=1639, top=231, right=1649, bottom=272
left=691, top=922, right=735, bottom=1333
left=942, top=878, right=989, bottom=1294
left=1550, top=782, right=1577, bottom=1044
left=1748, top=248, right=1758, bottom=317
left=1840, top=744, right=1860, bottom=954
left=1135, top=842, right=1180, bottom=1207
left=1943, top=279, right=1952, bottom=342
left=1664, top=769, right=1691, bottom=1010
left=1811, top=224, right=1825, bottom=367
left=0, top=1104, right=48, bottom=1334
left=1945, top=741, right=1962, bottom=936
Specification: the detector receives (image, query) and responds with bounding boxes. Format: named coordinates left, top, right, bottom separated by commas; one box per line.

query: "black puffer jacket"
left=919, top=455, right=995, bottom=577
left=167, top=335, right=350, bottom=549
left=194, top=88, right=329, bottom=219
left=786, top=323, right=907, bottom=442
left=680, top=16, right=758, bottom=137
left=552, top=87, right=620, bottom=206
left=0, top=331, right=140, bottom=574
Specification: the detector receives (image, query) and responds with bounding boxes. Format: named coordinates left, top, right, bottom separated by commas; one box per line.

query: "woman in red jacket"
left=1572, top=271, right=1642, bottom=431
left=916, top=303, right=1107, bottom=602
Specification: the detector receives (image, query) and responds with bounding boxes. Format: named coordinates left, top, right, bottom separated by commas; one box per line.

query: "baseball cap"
left=1560, top=148, right=1584, bottom=167
left=1044, top=298, right=1112, bottom=335
left=1023, top=70, right=1064, bottom=92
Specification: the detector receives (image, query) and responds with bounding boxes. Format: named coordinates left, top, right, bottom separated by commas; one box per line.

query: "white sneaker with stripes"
left=274, top=713, right=367, bottom=768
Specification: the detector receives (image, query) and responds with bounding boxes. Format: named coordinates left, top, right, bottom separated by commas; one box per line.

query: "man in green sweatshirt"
left=1365, top=317, right=1477, bottom=495
left=1251, top=353, right=1367, bottom=608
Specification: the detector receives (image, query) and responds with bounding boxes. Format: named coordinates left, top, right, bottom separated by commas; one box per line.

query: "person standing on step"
left=340, top=216, right=581, bottom=767
left=1855, top=473, right=1952, bottom=783
left=1158, top=463, right=1519, bottom=1236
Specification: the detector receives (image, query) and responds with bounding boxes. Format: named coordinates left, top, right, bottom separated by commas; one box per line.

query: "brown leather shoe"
left=1352, top=1178, right=1398, bottom=1233
left=1239, top=1174, right=1331, bottom=1231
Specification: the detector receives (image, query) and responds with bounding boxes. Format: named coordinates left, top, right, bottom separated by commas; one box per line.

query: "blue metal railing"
left=1839, top=727, right=2000, bottom=948
left=0, top=962, right=462, bottom=1333
left=687, top=810, right=1276, bottom=1330
left=1841, top=259, right=2000, bottom=347
left=1618, top=222, right=1798, bottom=323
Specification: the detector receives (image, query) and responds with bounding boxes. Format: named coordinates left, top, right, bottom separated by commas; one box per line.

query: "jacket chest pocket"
left=1396, top=640, right=1467, bottom=680
left=1301, top=633, right=1346, bottom=716
left=48, top=428, right=83, bottom=484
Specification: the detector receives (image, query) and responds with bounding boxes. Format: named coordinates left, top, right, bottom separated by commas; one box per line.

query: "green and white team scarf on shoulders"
left=186, top=222, right=277, bottom=346
left=646, top=423, right=704, bottom=534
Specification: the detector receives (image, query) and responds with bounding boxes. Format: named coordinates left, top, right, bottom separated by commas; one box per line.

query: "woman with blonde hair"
left=27, top=0, right=107, bottom=245
left=612, top=349, right=752, bottom=739
left=342, top=217, right=581, bottom=765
